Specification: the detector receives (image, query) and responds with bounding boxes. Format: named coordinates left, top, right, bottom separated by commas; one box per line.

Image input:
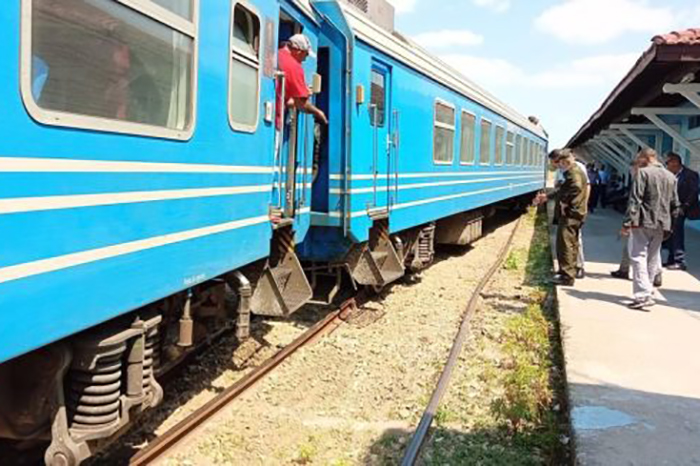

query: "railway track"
left=22, top=211, right=521, bottom=466
left=124, top=214, right=523, bottom=466
left=401, top=214, right=523, bottom=466
left=128, top=297, right=360, bottom=466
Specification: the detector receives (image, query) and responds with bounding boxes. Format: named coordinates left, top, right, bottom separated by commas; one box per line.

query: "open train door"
left=250, top=11, right=315, bottom=318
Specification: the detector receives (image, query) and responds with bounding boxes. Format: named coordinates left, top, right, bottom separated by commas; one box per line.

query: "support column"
left=602, top=130, right=638, bottom=158
left=631, top=107, right=700, bottom=159
left=617, top=127, right=651, bottom=150
left=597, top=137, right=631, bottom=166
left=588, top=141, right=626, bottom=174
left=663, top=83, right=700, bottom=110
left=609, top=123, right=663, bottom=153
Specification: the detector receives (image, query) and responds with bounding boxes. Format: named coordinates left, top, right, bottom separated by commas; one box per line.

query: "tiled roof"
left=652, top=28, right=700, bottom=46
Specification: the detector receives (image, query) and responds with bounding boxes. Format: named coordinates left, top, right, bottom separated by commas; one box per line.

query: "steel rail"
left=400, top=215, right=523, bottom=465
left=129, top=298, right=357, bottom=466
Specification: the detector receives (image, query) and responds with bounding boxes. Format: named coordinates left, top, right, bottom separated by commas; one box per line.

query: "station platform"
left=554, top=209, right=700, bottom=465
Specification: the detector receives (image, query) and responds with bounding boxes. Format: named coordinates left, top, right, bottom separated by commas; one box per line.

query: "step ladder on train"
left=346, top=219, right=405, bottom=288
left=251, top=226, right=313, bottom=317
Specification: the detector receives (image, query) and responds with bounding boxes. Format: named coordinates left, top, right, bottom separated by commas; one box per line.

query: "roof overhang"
left=568, top=29, right=700, bottom=149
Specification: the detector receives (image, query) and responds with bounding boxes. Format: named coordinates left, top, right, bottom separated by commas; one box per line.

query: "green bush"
left=492, top=304, right=553, bottom=431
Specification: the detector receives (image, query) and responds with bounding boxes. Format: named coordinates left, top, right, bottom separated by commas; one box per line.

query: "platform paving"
left=554, top=208, right=700, bottom=466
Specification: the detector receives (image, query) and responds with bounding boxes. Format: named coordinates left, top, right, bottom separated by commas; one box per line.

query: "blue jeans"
left=666, top=216, right=686, bottom=266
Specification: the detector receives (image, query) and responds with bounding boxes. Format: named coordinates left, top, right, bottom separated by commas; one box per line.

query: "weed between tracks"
left=410, top=208, right=572, bottom=465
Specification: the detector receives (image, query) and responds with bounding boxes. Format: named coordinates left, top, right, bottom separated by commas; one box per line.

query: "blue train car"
left=300, top=0, right=547, bottom=289
left=0, top=1, right=547, bottom=464
left=0, top=0, right=323, bottom=463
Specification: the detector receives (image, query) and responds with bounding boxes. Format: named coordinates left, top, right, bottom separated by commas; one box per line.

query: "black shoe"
left=653, top=274, right=663, bottom=288
left=610, top=270, right=629, bottom=280
left=666, top=263, right=687, bottom=271
left=628, top=297, right=655, bottom=311
left=576, top=268, right=586, bottom=279
left=552, top=274, right=575, bottom=286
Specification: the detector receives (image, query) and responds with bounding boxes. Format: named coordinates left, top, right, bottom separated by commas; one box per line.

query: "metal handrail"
left=275, top=71, right=287, bottom=210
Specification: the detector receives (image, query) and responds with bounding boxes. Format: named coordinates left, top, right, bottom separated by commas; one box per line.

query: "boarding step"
left=251, top=249, right=312, bottom=318
left=347, top=241, right=405, bottom=288
left=371, top=249, right=404, bottom=284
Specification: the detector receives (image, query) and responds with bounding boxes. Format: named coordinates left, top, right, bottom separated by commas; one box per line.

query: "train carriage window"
left=434, top=101, right=455, bottom=164
left=370, top=69, right=386, bottom=127
left=528, top=140, right=535, bottom=166
left=24, top=0, right=197, bottom=139
left=519, top=136, right=526, bottom=166
left=479, top=119, right=492, bottom=165
left=460, top=111, right=476, bottom=164
left=506, top=131, right=515, bottom=165
left=495, top=126, right=505, bottom=165
left=229, top=3, right=261, bottom=132
left=523, top=139, right=530, bottom=165
left=525, top=140, right=531, bottom=166
left=151, top=0, right=194, bottom=20
left=515, top=134, right=522, bottom=165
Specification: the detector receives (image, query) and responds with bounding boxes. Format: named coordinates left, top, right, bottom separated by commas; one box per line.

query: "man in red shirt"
left=276, top=34, right=327, bottom=128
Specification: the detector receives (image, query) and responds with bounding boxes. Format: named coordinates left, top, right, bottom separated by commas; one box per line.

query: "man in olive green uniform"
left=553, top=150, right=588, bottom=286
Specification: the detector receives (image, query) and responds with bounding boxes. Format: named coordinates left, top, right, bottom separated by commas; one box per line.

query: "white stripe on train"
left=0, top=208, right=311, bottom=285
left=325, top=181, right=544, bottom=218
left=0, top=157, right=275, bottom=174
left=329, top=170, right=543, bottom=180
left=0, top=180, right=541, bottom=284
left=329, top=174, right=542, bottom=195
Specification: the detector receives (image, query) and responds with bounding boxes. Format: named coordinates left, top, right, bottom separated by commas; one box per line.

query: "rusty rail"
left=401, top=215, right=523, bottom=465
left=129, top=298, right=358, bottom=466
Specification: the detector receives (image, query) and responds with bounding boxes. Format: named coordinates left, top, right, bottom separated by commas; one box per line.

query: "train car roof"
left=339, top=2, right=547, bottom=139
left=290, top=0, right=545, bottom=139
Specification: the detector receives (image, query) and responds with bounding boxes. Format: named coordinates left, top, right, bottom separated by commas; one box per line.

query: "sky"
left=385, top=0, right=700, bottom=148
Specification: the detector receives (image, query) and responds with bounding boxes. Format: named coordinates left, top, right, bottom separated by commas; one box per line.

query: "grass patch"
left=504, top=249, right=524, bottom=271
left=413, top=207, right=571, bottom=466
left=294, top=436, right=319, bottom=464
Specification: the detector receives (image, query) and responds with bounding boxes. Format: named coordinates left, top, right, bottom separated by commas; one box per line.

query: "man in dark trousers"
left=663, top=152, right=699, bottom=271
left=552, top=150, right=588, bottom=286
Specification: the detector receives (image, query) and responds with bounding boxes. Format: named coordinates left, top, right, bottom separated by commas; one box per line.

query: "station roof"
left=568, top=28, right=700, bottom=148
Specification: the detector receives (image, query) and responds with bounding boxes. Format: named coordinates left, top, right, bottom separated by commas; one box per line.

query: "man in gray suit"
left=622, top=149, right=679, bottom=310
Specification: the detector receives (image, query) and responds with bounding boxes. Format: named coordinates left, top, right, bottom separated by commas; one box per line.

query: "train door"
left=311, top=46, right=331, bottom=213
left=274, top=13, right=301, bottom=220
left=369, top=61, right=397, bottom=212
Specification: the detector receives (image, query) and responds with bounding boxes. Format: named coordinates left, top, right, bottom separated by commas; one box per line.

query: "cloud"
left=413, top=30, right=484, bottom=49
left=529, top=53, right=640, bottom=88
left=439, top=52, right=639, bottom=89
left=473, top=0, right=511, bottom=13
left=386, top=0, right=418, bottom=14
left=535, top=0, right=675, bottom=45
left=440, top=54, right=524, bottom=87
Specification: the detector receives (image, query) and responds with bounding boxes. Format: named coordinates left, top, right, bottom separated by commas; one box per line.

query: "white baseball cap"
left=288, top=34, right=316, bottom=58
